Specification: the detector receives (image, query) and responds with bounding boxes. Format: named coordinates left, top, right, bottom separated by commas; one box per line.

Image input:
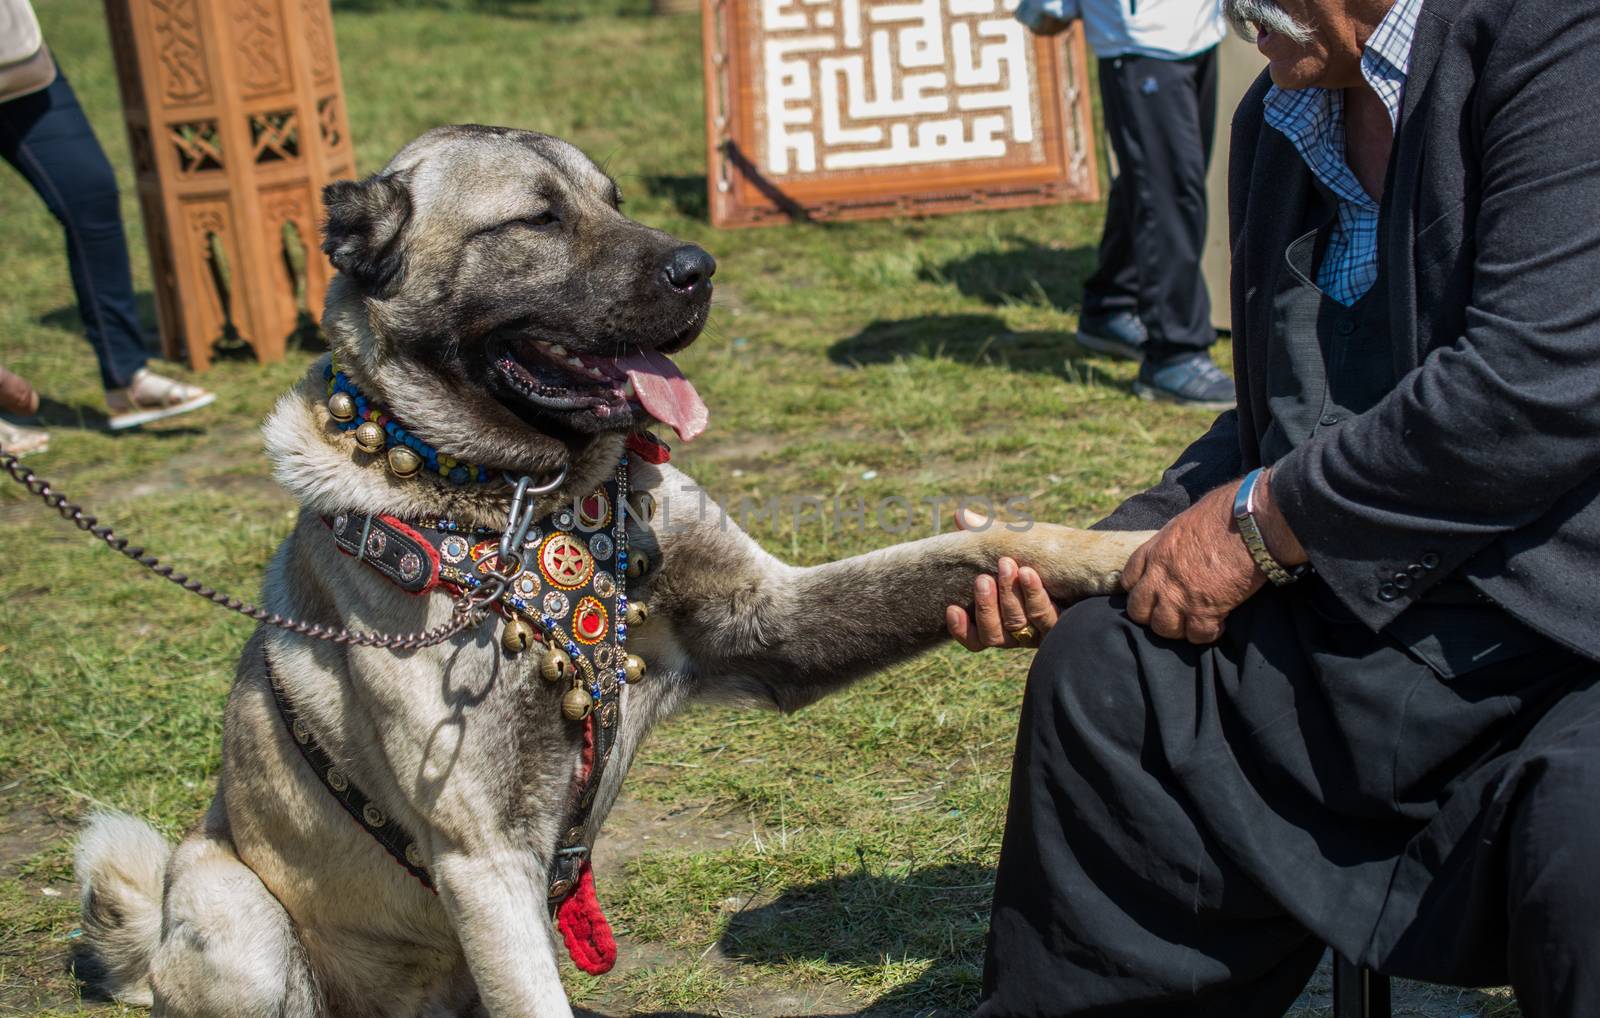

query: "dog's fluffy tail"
left=75, top=810, right=170, bottom=1006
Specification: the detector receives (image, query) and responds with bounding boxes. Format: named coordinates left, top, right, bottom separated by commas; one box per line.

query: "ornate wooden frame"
left=103, top=0, right=355, bottom=370
left=702, top=0, right=1099, bottom=228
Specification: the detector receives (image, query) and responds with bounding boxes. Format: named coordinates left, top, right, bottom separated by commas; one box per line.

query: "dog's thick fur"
left=76, top=126, right=1151, bottom=1018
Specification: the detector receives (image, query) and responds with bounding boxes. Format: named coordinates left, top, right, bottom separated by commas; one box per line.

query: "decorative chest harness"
left=265, top=364, right=672, bottom=975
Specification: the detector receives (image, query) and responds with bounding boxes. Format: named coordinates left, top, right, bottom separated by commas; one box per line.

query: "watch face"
left=1233, top=468, right=1264, bottom=519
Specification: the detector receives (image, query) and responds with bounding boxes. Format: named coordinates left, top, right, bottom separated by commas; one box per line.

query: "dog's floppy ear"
left=321, top=172, right=411, bottom=297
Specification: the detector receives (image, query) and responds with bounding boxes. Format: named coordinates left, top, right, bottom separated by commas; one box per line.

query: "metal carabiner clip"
left=499, top=463, right=569, bottom=567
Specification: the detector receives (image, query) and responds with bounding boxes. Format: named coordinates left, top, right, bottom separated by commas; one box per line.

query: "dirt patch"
left=0, top=781, right=89, bottom=1016
left=581, top=794, right=858, bottom=1018
left=0, top=781, right=69, bottom=882
left=593, top=795, right=753, bottom=877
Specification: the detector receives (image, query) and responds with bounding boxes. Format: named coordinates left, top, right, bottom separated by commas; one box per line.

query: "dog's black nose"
left=663, top=245, right=716, bottom=293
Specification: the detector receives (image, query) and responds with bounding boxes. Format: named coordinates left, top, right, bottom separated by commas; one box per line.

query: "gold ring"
left=1009, top=624, right=1039, bottom=647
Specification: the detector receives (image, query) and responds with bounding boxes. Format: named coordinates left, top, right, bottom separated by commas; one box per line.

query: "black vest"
left=1260, top=192, right=1544, bottom=677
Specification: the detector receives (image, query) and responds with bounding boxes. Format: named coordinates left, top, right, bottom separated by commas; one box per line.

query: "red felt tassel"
left=556, top=861, right=617, bottom=975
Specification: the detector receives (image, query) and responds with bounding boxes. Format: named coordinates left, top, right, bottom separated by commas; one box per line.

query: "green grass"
left=0, top=2, right=1516, bottom=1016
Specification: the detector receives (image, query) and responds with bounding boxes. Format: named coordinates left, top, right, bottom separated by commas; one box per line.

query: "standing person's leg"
left=0, top=72, right=211, bottom=428
left=1076, top=58, right=1146, bottom=361
left=0, top=74, right=148, bottom=390
left=1111, top=50, right=1214, bottom=358
left=1095, top=50, right=1230, bottom=407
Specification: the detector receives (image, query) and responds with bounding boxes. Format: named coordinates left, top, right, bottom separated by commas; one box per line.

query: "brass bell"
left=327, top=392, right=356, bottom=423
left=626, top=551, right=649, bottom=580
left=502, top=617, right=536, bottom=654
left=540, top=647, right=573, bottom=683
left=625, top=601, right=650, bottom=626
left=387, top=445, right=422, bottom=479
left=623, top=653, right=646, bottom=684
left=629, top=491, right=657, bottom=523
left=561, top=685, right=594, bottom=721
left=354, top=421, right=385, bottom=455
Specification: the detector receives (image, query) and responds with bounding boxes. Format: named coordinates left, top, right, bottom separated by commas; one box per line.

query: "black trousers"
left=1084, top=50, right=1217, bottom=358
left=978, top=585, right=1600, bottom=1017
left=0, top=72, right=149, bottom=390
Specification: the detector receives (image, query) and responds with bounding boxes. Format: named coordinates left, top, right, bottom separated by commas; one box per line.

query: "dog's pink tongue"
left=616, top=350, right=707, bottom=442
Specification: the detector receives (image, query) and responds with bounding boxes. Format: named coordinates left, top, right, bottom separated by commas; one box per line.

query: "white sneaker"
left=106, top=368, right=216, bottom=430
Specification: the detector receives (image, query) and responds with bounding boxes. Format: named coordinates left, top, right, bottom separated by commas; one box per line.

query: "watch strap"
left=1233, top=469, right=1304, bottom=587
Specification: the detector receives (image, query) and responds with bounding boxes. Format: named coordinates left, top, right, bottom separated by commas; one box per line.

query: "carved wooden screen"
left=702, top=0, right=1098, bottom=227
left=103, top=0, right=355, bottom=369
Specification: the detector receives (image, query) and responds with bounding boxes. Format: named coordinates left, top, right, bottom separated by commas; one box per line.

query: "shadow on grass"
left=38, top=295, right=162, bottom=346
left=40, top=300, right=325, bottom=373
left=719, top=862, right=995, bottom=1016
left=643, top=174, right=709, bottom=221
left=927, top=239, right=1098, bottom=312
left=18, top=394, right=203, bottom=439
left=828, top=313, right=1122, bottom=390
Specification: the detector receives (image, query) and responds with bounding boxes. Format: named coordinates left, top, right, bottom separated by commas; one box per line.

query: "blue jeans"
left=0, top=71, right=149, bottom=390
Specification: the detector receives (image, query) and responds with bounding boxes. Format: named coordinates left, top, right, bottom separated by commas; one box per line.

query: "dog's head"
left=320, top=125, right=712, bottom=461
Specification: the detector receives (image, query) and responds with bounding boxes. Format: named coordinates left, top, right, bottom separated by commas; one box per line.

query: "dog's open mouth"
left=494, top=336, right=709, bottom=441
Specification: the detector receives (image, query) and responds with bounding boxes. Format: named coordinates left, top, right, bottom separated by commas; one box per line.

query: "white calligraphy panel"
left=703, top=0, right=1097, bottom=226
left=758, top=0, right=1040, bottom=176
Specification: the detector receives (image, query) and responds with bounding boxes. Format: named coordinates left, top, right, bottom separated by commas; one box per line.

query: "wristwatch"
left=1232, top=468, right=1307, bottom=587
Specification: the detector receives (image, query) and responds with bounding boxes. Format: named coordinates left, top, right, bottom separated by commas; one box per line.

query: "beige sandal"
left=106, top=368, right=216, bottom=430
left=0, top=417, right=49, bottom=457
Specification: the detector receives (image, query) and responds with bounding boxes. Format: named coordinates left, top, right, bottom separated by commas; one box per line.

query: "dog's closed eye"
left=476, top=210, right=560, bottom=237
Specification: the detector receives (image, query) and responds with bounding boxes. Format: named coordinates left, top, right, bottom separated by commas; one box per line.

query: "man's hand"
left=945, top=508, right=1063, bottom=651
left=946, top=555, right=1061, bottom=651
left=1122, top=471, right=1307, bottom=644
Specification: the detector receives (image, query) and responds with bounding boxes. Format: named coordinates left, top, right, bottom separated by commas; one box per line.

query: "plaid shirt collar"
left=1261, top=0, right=1425, bottom=211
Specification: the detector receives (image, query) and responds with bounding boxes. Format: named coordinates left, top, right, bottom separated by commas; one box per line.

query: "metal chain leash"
left=0, top=446, right=510, bottom=650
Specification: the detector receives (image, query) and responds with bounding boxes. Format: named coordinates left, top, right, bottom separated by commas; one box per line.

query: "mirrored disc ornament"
left=398, top=552, right=424, bottom=584
left=542, top=591, right=571, bottom=618
left=589, top=533, right=613, bottom=560
left=439, top=534, right=470, bottom=564
left=593, top=571, right=616, bottom=598
left=553, top=508, right=575, bottom=531
left=512, top=572, right=541, bottom=600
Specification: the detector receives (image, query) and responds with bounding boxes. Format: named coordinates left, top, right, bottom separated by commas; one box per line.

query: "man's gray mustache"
left=1224, top=0, right=1315, bottom=44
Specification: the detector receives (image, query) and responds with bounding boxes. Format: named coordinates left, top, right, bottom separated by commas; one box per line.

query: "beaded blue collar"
left=323, top=362, right=494, bottom=485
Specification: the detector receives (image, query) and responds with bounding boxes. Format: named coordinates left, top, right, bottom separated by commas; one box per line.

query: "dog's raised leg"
left=431, top=844, right=572, bottom=1018
left=149, top=801, right=319, bottom=1018
left=642, top=463, right=1152, bottom=709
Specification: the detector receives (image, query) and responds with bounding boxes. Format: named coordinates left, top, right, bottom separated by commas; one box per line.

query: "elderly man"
left=947, top=0, right=1600, bottom=1013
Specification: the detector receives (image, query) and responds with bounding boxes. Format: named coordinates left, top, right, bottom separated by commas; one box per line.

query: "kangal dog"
left=75, top=125, right=1148, bottom=1018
